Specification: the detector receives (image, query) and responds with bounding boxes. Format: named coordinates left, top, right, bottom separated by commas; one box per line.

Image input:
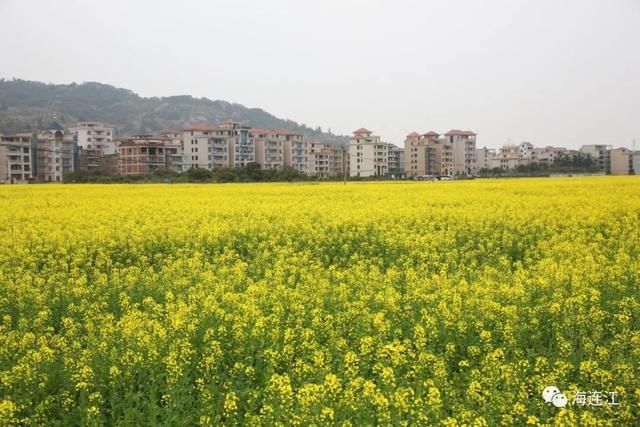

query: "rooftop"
left=353, top=128, right=372, bottom=135
left=445, top=129, right=477, bottom=136
left=184, top=124, right=217, bottom=132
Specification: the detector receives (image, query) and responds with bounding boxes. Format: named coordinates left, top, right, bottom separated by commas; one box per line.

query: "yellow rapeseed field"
left=0, top=177, right=639, bottom=425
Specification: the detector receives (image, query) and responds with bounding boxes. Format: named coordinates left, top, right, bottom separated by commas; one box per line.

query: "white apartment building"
left=493, top=144, right=529, bottom=171
left=68, top=122, right=116, bottom=154
left=0, top=133, right=33, bottom=183
left=528, top=146, right=568, bottom=164
left=0, top=124, right=74, bottom=183
left=35, top=127, right=74, bottom=181
left=182, top=124, right=224, bottom=169
left=476, top=147, right=497, bottom=170
left=349, top=128, right=389, bottom=177
left=579, top=145, right=612, bottom=172
left=517, top=141, right=534, bottom=157
left=444, top=130, right=477, bottom=176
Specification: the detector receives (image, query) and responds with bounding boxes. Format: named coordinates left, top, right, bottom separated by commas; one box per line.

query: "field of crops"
left=0, top=177, right=639, bottom=425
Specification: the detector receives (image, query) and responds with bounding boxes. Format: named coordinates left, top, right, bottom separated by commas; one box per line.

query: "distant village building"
left=3, top=119, right=638, bottom=181
left=579, top=145, right=612, bottom=173
left=476, top=147, right=497, bottom=170
left=387, top=145, right=405, bottom=179
left=117, top=134, right=182, bottom=175
left=610, top=147, right=634, bottom=175
left=404, top=130, right=476, bottom=178
left=0, top=122, right=74, bottom=183
left=349, top=128, right=389, bottom=177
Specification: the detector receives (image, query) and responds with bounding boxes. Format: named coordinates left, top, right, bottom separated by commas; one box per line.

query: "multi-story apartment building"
left=476, top=147, right=497, bottom=170
left=579, top=145, right=612, bottom=173
left=68, top=122, right=116, bottom=153
left=283, top=139, right=309, bottom=174
left=183, top=124, right=226, bottom=170
left=219, top=121, right=254, bottom=168
left=404, top=132, right=424, bottom=177
left=609, top=147, right=633, bottom=175
left=253, top=129, right=285, bottom=170
left=308, top=142, right=331, bottom=177
left=434, top=138, right=455, bottom=176
left=118, top=135, right=179, bottom=175
left=405, top=130, right=471, bottom=177
left=307, top=142, right=345, bottom=177
left=528, top=146, right=568, bottom=165
left=444, top=130, right=477, bottom=176
left=0, top=124, right=74, bottom=183
left=330, top=145, right=347, bottom=177
left=158, top=130, right=185, bottom=173
left=34, top=126, right=74, bottom=181
left=633, top=151, right=640, bottom=175
left=388, top=145, right=405, bottom=178
left=495, top=144, right=529, bottom=171
left=517, top=141, right=534, bottom=157
left=349, top=128, right=389, bottom=177
left=66, top=122, right=116, bottom=173
left=0, top=133, right=34, bottom=183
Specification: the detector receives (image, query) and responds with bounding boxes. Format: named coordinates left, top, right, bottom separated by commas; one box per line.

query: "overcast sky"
left=0, top=0, right=638, bottom=148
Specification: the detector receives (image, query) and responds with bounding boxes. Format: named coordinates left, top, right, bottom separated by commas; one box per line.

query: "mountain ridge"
left=0, top=78, right=347, bottom=145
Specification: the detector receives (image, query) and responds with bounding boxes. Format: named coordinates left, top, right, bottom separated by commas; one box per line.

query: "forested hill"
left=0, top=79, right=347, bottom=145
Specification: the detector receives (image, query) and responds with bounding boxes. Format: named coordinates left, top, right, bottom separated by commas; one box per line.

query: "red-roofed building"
left=353, top=128, right=372, bottom=136
left=183, top=124, right=218, bottom=132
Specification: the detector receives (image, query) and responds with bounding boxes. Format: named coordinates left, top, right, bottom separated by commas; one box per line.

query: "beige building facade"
left=609, top=147, right=633, bottom=175
left=349, top=128, right=389, bottom=177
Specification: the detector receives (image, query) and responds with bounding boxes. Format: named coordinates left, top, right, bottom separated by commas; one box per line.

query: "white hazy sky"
left=0, top=0, right=639, bottom=148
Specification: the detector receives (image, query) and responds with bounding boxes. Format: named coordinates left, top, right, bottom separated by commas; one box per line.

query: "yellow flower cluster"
left=0, top=177, right=639, bottom=425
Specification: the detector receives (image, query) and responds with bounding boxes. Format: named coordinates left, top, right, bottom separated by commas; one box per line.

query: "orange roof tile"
left=184, top=124, right=217, bottom=132
left=273, top=129, right=303, bottom=136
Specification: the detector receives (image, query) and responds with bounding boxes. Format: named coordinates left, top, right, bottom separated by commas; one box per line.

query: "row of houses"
left=348, top=128, right=478, bottom=179
left=1, top=121, right=637, bottom=182
left=477, top=142, right=640, bottom=175
left=0, top=121, right=353, bottom=183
